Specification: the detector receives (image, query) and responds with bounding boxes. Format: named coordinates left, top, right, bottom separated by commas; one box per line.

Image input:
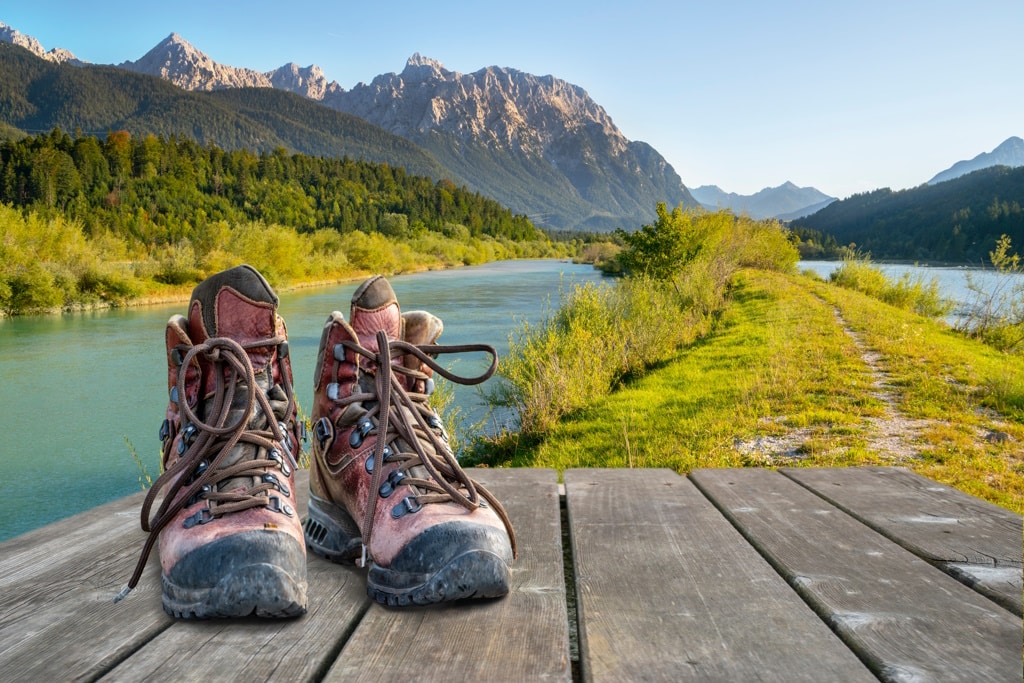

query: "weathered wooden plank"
left=0, top=490, right=147, bottom=591
left=690, top=467, right=1022, bottom=683
left=96, top=470, right=371, bottom=682
left=0, top=491, right=174, bottom=682
left=565, top=468, right=874, bottom=683
left=101, top=553, right=369, bottom=682
left=783, top=466, right=1023, bottom=615
left=323, top=468, right=571, bottom=682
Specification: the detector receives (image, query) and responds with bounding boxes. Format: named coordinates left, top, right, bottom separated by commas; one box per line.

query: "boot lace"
left=335, top=330, right=517, bottom=565
left=116, top=334, right=296, bottom=602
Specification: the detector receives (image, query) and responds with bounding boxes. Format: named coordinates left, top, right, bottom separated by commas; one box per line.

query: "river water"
left=2, top=258, right=1018, bottom=542
left=0, top=259, right=604, bottom=542
left=799, top=260, right=1024, bottom=324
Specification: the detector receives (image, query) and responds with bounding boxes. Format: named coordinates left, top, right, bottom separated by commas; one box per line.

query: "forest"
left=791, top=165, right=1024, bottom=263
left=0, top=128, right=571, bottom=314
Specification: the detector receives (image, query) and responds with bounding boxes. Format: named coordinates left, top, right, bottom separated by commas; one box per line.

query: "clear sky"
left=4, top=1, right=1022, bottom=199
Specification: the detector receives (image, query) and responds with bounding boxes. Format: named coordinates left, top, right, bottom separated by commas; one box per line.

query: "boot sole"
left=304, top=495, right=511, bottom=606
left=162, top=562, right=308, bottom=619
left=367, top=548, right=511, bottom=606
left=162, top=531, right=308, bottom=619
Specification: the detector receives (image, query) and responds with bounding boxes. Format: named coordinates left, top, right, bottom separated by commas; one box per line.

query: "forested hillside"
left=0, top=128, right=566, bottom=315
left=792, top=166, right=1024, bottom=263
left=0, top=42, right=448, bottom=180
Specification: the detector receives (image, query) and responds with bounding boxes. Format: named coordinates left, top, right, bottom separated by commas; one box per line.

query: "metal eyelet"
left=186, top=459, right=209, bottom=482
left=268, top=449, right=291, bottom=477
left=266, top=496, right=294, bottom=517
left=277, top=341, right=289, bottom=359
left=379, top=469, right=407, bottom=499
left=169, top=386, right=179, bottom=404
left=382, top=445, right=394, bottom=461
left=391, top=495, right=422, bottom=518
left=327, top=382, right=341, bottom=400
left=365, top=455, right=374, bottom=473
left=424, top=377, right=435, bottom=395
left=187, top=484, right=212, bottom=507
left=314, top=417, right=332, bottom=449
left=158, top=418, right=170, bottom=442
left=183, top=507, right=214, bottom=528
left=333, top=343, right=346, bottom=361
left=262, top=473, right=290, bottom=497
left=350, top=419, right=373, bottom=448
left=171, top=348, right=185, bottom=366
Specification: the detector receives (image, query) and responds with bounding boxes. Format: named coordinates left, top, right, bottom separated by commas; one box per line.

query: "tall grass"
left=956, top=235, right=1024, bottom=352
left=482, top=209, right=798, bottom=440
left=488, top=277, right=701, bottom=434
left=828, top=256, right=952, bottom=319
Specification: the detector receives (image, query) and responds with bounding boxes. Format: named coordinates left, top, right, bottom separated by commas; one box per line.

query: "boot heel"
left=304, top=494, right=363, bottom=564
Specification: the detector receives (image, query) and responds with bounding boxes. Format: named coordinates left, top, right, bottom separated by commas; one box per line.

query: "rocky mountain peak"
left=0, top=21, right=83, bottom=64
left=267, top=62, right=344, bottom=100
left=120, top=33, right=273, bottom=90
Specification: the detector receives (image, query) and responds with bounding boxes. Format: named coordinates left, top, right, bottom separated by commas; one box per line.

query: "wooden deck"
left=0, top=466, right=1020, bottom=682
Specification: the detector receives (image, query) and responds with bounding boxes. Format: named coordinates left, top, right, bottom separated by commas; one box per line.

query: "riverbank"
left=0, top=260, right=471, bottom=319
left=475, top=268, right=1024, bottom=513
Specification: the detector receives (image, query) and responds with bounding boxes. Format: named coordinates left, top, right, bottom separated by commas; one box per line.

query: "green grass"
left=475, top=269, right=1024, bottom=513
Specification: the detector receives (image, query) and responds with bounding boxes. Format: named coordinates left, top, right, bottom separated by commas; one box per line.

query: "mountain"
left=0, top=21, right=83, bottom=65
left=93, top=31, right=697, bottom=231
left=791, top=165, right=1024, bottom=263
left=690, top=181, right=835, bottom=220
left=0, top=41, right=448, bottom=180
left=119, top=33, right=344, bottom=100
left=928, top=136, right=1024, bottom=185
left=318, top=54, right=696, bottom=230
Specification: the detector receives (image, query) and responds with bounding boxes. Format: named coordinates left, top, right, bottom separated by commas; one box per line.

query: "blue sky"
left=4, top=1, right=1022, bottom=199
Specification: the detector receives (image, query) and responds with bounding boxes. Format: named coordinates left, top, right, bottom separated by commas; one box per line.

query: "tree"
left=615, top=202, right=704, bottom=280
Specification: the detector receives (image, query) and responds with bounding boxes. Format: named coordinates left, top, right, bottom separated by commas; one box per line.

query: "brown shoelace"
left=334, top=330, right=517, bottom=566
left=115, top=335, right=296, bottom=602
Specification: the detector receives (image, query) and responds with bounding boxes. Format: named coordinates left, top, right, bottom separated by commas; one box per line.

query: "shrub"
left=830, top=256, right=952, bottom=319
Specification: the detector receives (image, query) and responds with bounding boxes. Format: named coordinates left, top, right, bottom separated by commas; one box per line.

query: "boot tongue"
left=188, top=264, right=278, bottom=344
left=349, top=275, right=402, bottom=362
left=402, top=311, right=443, bottom=393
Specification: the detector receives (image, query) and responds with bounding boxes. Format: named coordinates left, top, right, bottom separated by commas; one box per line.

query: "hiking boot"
left=118, top=264, right=307, bottom=618
left=304, top=275, right=516, bottom=606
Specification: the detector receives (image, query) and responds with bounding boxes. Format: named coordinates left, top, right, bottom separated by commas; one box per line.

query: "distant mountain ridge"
left=98, top=32, right=697, bottom=230
left=322, top=54, right=695, bottom=230
left=928, top=136, right=1024, bottom=185
left=792, top=165, right=1024, bottom=263
left=0, top=21, right=82, bottom=65
left=118, top=33, right=345, bottom=100
left=0, top=41, right=449, bottom=180
left=690, top=181, right=835, bottom=220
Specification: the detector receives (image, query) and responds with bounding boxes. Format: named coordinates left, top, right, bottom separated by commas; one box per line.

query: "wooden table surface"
left=0, top=466, right=1020, bottom=682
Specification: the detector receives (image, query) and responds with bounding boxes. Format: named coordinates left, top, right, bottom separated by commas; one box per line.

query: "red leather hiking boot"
left=304, top=275, right=516, bottom=605
left=119, top=265, right=307, bottom=618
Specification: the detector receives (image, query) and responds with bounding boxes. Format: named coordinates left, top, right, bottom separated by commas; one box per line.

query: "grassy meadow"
left=469, top=209, right=1024, bottom=514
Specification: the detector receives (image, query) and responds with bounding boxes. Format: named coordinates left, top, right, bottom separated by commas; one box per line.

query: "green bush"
left=830, top=257, right=952, bottom=319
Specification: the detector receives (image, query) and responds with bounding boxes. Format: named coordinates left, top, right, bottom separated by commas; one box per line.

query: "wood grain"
left=565, top=468, right=873, bottom=682
left=691, top=467, right=1022, bottom=682
left=782, top=465, right=1023, bottom=615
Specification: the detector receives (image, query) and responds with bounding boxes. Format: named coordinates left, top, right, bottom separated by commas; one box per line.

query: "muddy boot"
left=118, top=264, right=307, bottom=618
left=304, top=275, right=516, bottom=606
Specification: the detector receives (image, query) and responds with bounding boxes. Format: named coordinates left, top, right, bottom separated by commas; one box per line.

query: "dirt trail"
left=734, top=303, right=935, bottom=464
left=829, top=307, right=934, bottom=462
